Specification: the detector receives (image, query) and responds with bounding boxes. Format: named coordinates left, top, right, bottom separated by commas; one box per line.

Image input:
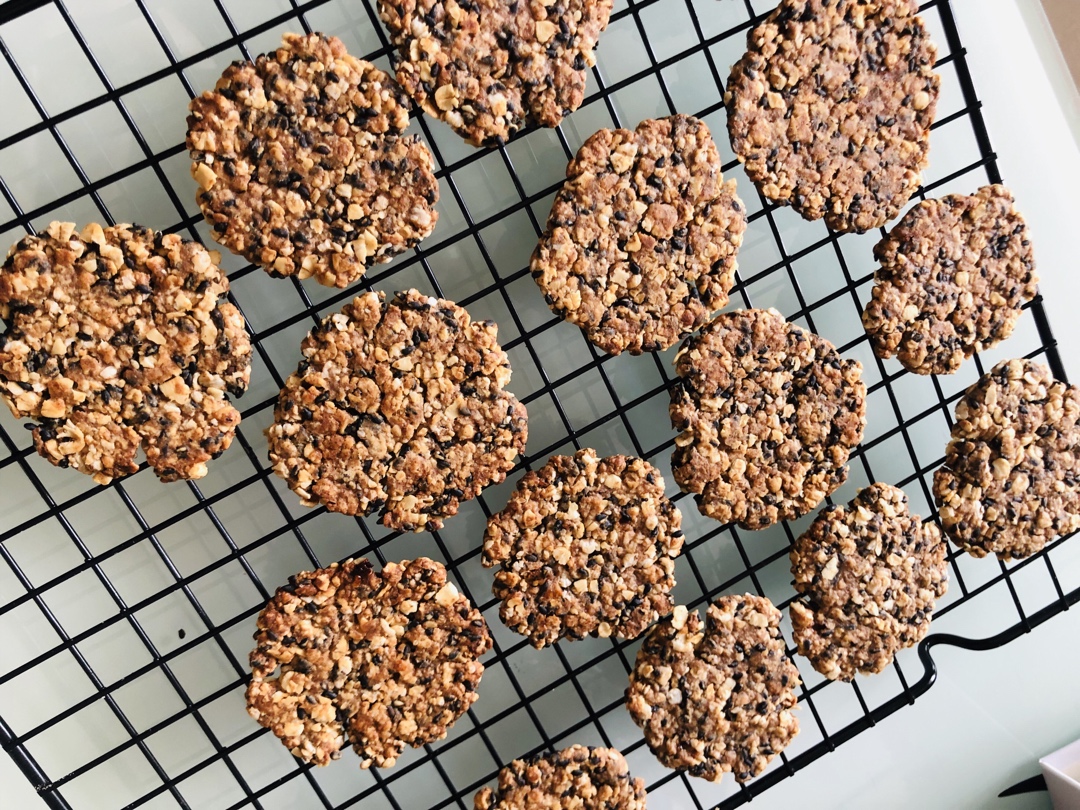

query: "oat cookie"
left=934, top=359, right=1080, bottom=560
left=474, top=745, right=647, bottom=809
left=379, top=0, right=612, bottom=146
left=789, top=483, right=948, bottom=681
left=531, top=115, right=747, bottom=355
left=483, top=449, right=684, bottom=648
left=267, top=289, right=527, bottom=532
left=0, top=221, right=250, bottom=484
left=670, top=308, right=866, bottom=530
left=187, top=33, right=438, bottom=288
left=247, top=557, right=490, bottom=768
left=626, top=595, right=800, bottom=783
left=862, top=185, right=1038, bottom=375
left=726, top=0, right=939, bottom=232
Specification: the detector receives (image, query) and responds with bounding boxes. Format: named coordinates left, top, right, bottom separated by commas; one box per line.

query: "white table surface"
left=3, top=0, right=1079, bottom=808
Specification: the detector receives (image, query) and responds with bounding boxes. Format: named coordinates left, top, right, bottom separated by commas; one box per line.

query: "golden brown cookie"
left=726, top=0, right=939, bottom=232
left=531, top=115, right=746, bottom=355
left=626, top=595, right=800, bottom=783
left=790, top=483, right=948, bottom=681
left=379, top=0, right=612, bottom=146
left=0, top=221, right=250, bottom=484
left=247, top=557, right=491, bottom=768
left=934, top=359, right=1080, bottom=560
left=670, top=308, right=866, bottom=530
left=266, top=289, right=528, bottom=532
left=188, top=33, right=438, bottom=288
left=483, top=449, right=684, bottom=647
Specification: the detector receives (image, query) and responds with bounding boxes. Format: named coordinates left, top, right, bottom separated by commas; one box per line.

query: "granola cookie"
left=789, top=483, right=948, bottom=681
left=670, top=308, right=866, bottom=530
left=378, top=0, right=612, bottom=146
left=267, top=289, right=527, bottom=532
left=726, top=0, right=939, bottom=232
left=531, top=115, right=747, bottom=355
left=934, top=359, right=1080, bottom=560
left=483, top=449, right=684, bottom=648
left=247, top=557, right=491, bottom=768
left=626, top=595, right=800, bottom=783
left=862, top=185, right=1038, bottom=375
left=0, top=221, right=250, bottom=484
left=187, top=33, right=438, bottom=288
left=474, top=745, right=647, bottom=809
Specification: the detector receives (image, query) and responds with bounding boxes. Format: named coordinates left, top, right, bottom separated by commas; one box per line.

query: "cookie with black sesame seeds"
left=726, top=0, right=939, bottom=233
left=378, top=0, right=612, bottom=147
left=0, top=221, right=251, bottom=484
left=670, top=308, right=866, bottom=530
left=483, top=449, right=684, bottom=648
left=187, top=32, right=438, bottom=288
left=862, top=184, right=1038, bottom=375
left=247, top=557, right=491, bottom=769
left=789, top=483, right=948, bottom=681
left=625, top=595, right=800, bottom=783
left=474, top=745, right=647, bottom=809
left=266, top=289, right=528, bottom=532
left=933, top=358, right=1080, bottom=561
left=531, top=114, right=747, bottom=356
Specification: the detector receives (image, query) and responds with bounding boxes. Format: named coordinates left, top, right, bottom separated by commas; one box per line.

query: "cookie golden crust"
left=670, top=308, right=866, bottom=530
left=626, top=596, right=800, bottom=783
left=247, top=557, right=491, bottom=769
left=266, top=289, right=528, bottom=532
left=862, top=184, right=1038, bottom=375
left=379, top=0, right=612, bottom=146
left=934, top=359, right=1080, bottom=560
left=0, top=221, right=250, bottom=484
left=790, top=483, right=948, bottom=681
left=187, top=33, right=438, bottom=288
left=483, top=449, right=684, bottom=648
left=474, top=746, right=647, bottom=809
left=531, top=115, right=746, bottom=355
left=726, top=0, right=939, bottom=232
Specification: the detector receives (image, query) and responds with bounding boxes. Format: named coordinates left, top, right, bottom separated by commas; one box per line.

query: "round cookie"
left=0, top=221, right=250, bottom=484
left=483, top=449, right=684, bottom=648
left=934, top=359, right=1080, bottom=560
left=378, top=0, right=612, bottom=146
left=187, top=33, right=438, bottom=288
left=670, top=308, right=866, bottom=530
left=625, top=595, right=800, bottom=783
left=474, top=745, right=647, bottom=809
left=531, top=115, right=747, bottom=355
left=266, top=289, right=528, bottom=532
left=862, top=185, right=1038, bottom=375
left=726, top=0, right=939, bottom=233
left=789, top=483, right=948, bottom=681
left=247, top=557, right=491, bottom=768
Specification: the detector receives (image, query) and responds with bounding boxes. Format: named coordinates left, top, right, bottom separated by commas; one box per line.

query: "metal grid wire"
left=0, top=0, right=1077, bottom=807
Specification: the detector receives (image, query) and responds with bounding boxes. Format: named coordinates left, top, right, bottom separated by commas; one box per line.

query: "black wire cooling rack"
left=0, top=0, right=1076, bottom=808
